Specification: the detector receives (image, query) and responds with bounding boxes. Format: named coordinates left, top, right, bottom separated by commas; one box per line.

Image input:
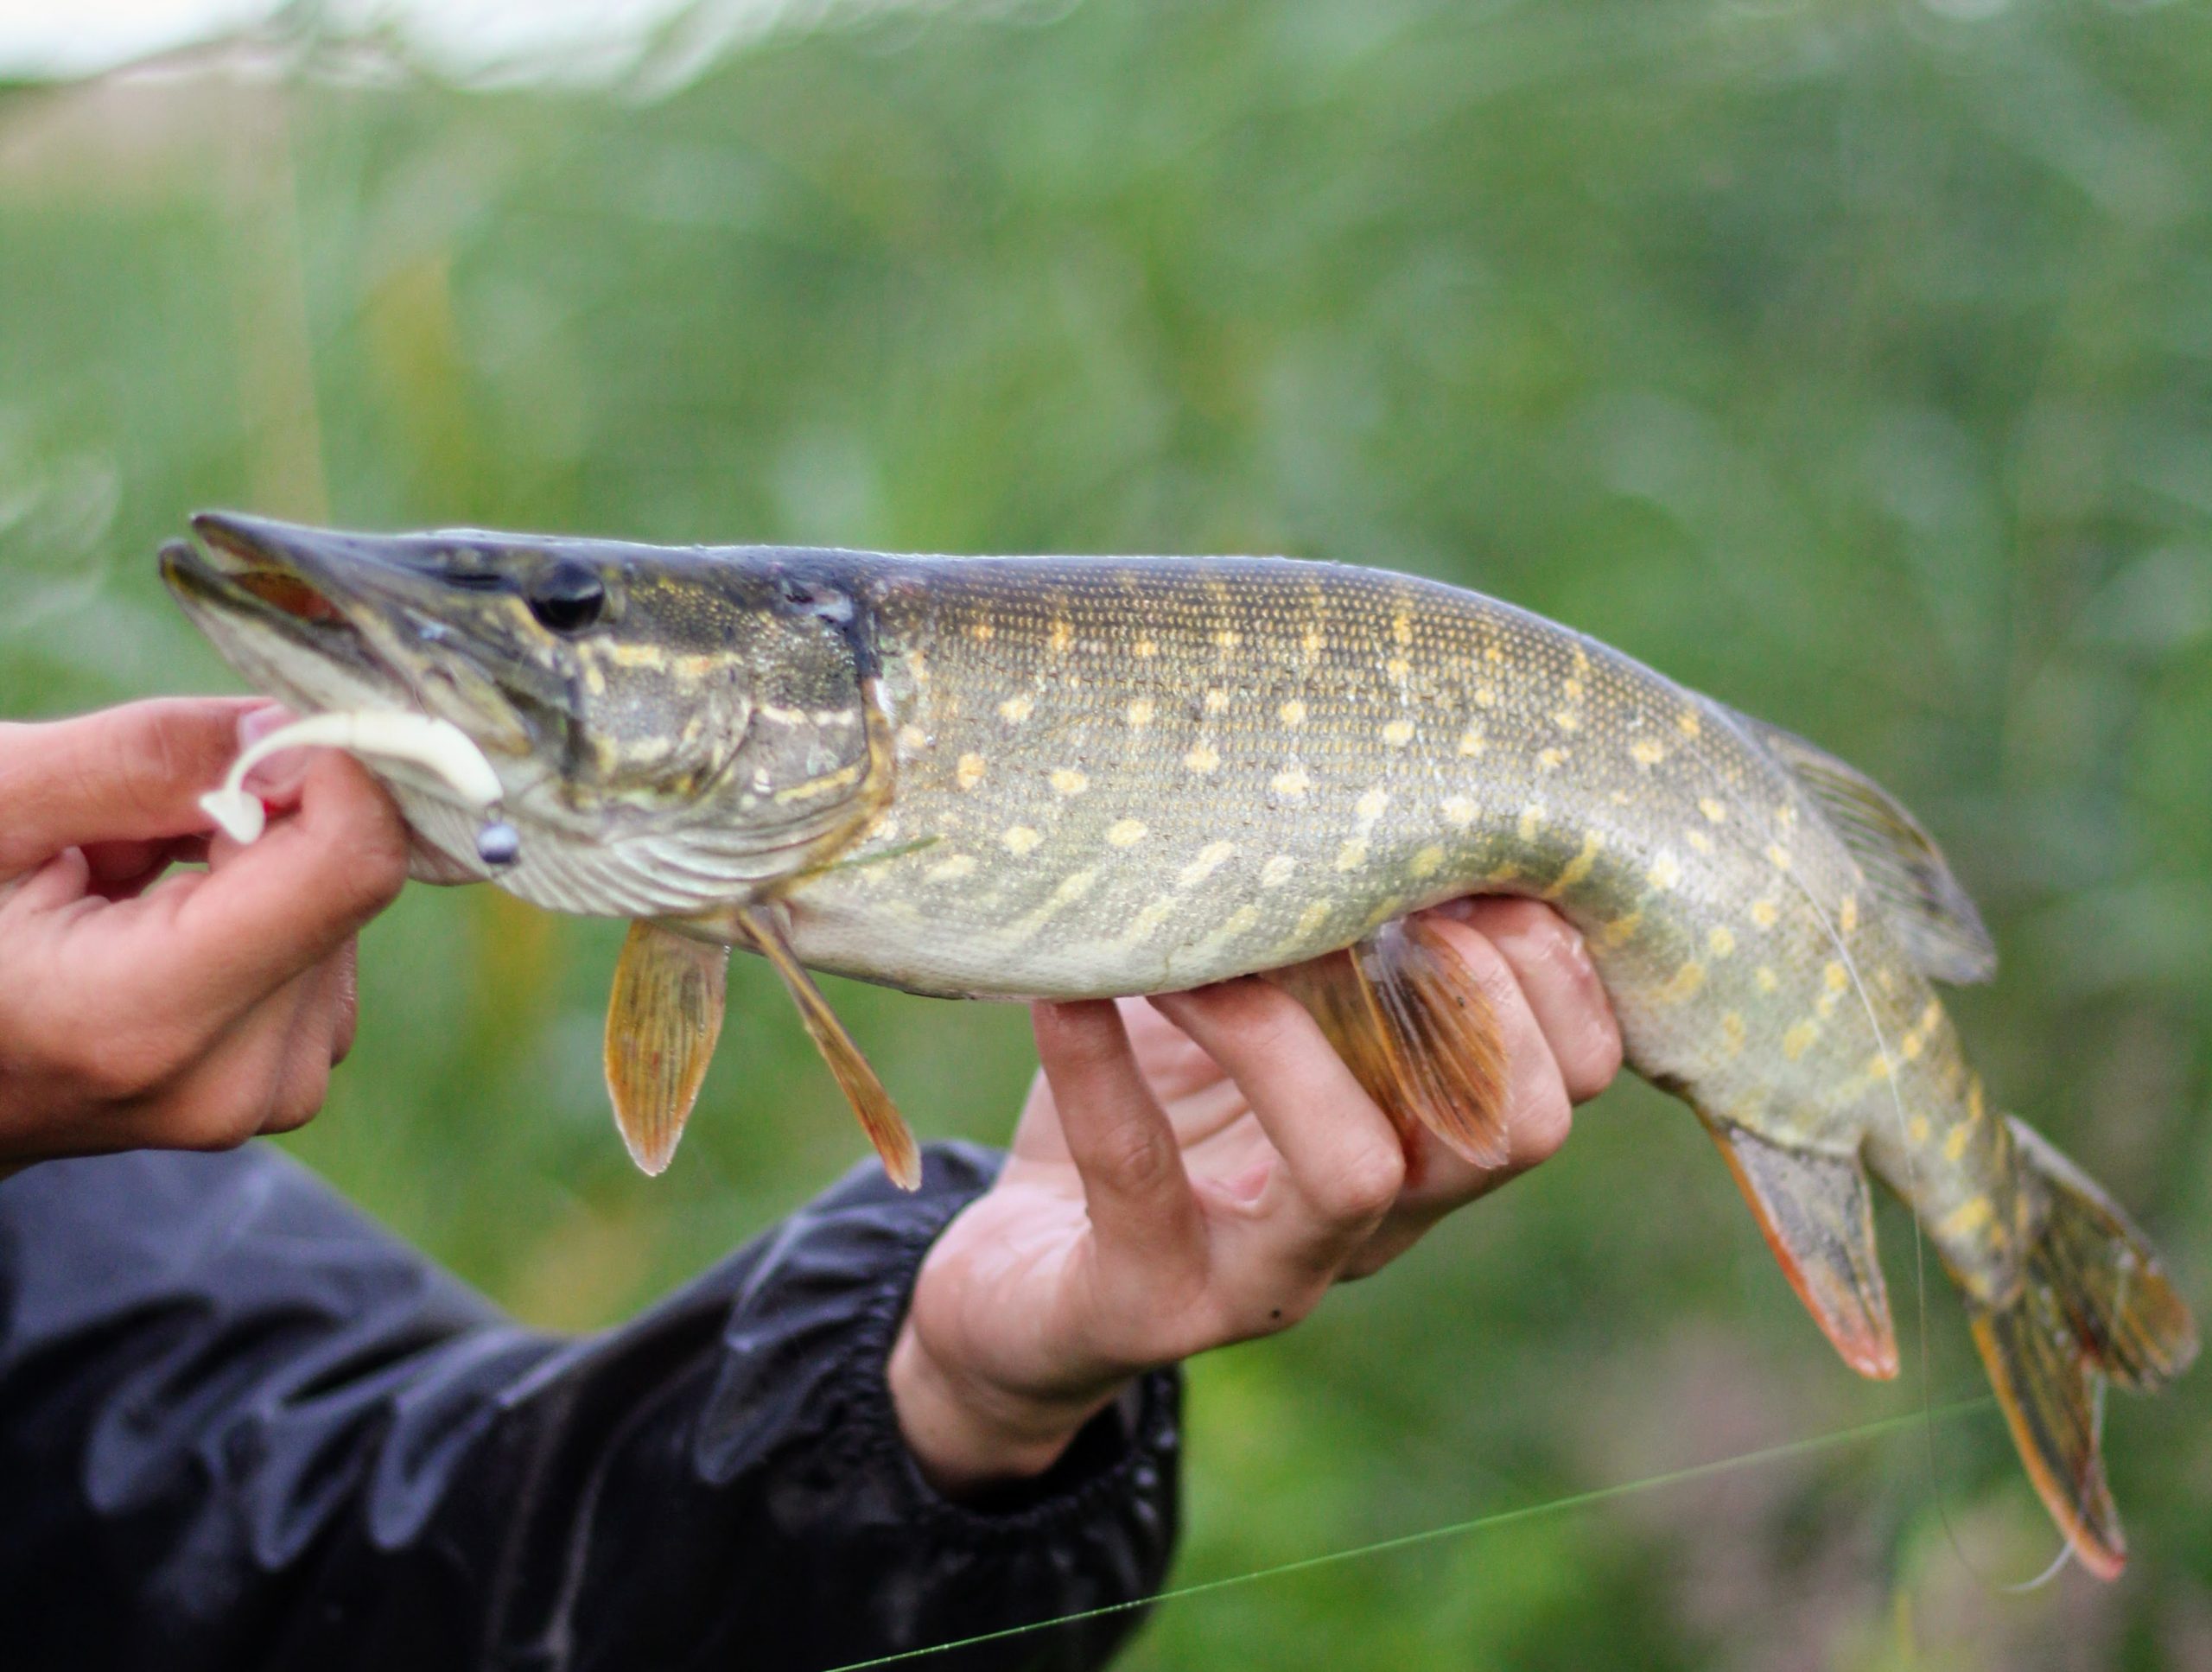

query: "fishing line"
left=1745, top=745, right=2074, bottom=1594
left=817, top=1396, right=1994, bottom=1672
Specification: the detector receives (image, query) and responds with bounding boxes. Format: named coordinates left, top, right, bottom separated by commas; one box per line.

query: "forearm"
left=0, top=1143, right=1179, bottom=1671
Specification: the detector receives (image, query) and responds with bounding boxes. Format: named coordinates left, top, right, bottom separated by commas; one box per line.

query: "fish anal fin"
left=1730, top=709, right=1997, bottom=985
left=734, top=905, right=922, bottom=1192
left=1272, top=917, right=1510, bottom=1173
left=605, top=920, right=729, bottom=1176
left=1705, top=1119, right=1899, bottom=1381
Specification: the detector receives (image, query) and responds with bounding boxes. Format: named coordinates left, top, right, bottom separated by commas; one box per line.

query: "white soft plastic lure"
left=200, top=709, right=518, bottom=864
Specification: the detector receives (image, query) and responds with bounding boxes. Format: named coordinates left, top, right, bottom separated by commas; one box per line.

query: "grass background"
left=3, top=0, right=2210, bottom=1663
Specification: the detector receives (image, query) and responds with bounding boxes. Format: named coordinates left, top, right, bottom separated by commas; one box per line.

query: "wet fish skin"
left=163, top=515, right=2197, bottom=1577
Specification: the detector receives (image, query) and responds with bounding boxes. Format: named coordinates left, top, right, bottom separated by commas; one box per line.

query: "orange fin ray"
left=734, top=905, right=922, bottom=1192
left=1705, top=1120, right=1899, bottom=1380
left=604, top=919, right=729, bottom=1176
left=1273, top=917, right=1510, bottom=1172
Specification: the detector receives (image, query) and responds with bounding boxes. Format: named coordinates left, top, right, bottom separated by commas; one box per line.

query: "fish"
left=161, top=510, right=2196, bottom=1577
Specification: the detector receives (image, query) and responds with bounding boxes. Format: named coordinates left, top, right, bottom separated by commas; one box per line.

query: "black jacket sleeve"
left=0, top=1141, right=1179, bottom=1671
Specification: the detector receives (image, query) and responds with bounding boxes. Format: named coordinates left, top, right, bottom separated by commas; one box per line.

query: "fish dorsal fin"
left=1703, top=1118, right=1898, bottom=1381
left=1271, top=916, right=1511, bottom=1174
left=605, top=919, right=730, bottom=1175
left=731, top=903, right=922, bottom=1192
left=1731, top=710, right=1997, bottom=985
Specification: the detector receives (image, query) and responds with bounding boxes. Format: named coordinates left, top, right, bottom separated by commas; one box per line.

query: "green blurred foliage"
left=4, top=0, right=2211, bottom=1664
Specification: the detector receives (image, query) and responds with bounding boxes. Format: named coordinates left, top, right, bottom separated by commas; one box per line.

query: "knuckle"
left=1093, top=1118, right=1179, bottom=1196
left=1313, top=1138, right=1407, bottom=1223
left=1513, top=1086, right=1574, bottom=1167
left=78, top=1027, right=196, bottom=1101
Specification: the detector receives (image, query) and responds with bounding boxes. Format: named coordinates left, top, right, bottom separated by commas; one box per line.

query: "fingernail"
left=238, top=705, right=308, bottom=799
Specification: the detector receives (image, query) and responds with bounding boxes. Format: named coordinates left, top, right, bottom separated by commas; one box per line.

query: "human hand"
left=0, top=699, right=410, bottom=1172
left=887, top=899, right=1623, bottom=1496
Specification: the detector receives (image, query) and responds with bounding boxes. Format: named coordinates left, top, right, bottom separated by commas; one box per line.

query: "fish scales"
left=163, top=514, right=2198, bottom=1578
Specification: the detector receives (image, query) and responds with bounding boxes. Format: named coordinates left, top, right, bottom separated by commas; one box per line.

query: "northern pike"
left=162, top=512, right=2196, bottom=1576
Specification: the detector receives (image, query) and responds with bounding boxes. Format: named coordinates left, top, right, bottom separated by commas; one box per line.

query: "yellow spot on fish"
left=1302, top=626, right=1325, bottom=657
left=1647, top=852, right=1682, bottom=892
left=1708, top=925, right=1736, bottom=957
left=1686, top=830, right=1713, bottom=854
left=1721, top=1012, right=1746, bottom=1056
left=1410, top=845, right=1446, bottom=879
left=1048, top=618, right=1073, bottom=655
left=1943, top=1126, right=1971, bottom=1164
left=1766, top=843, right=1792, bottom=871
left=1441, top=794, right=1478, bottom=829
left=1122, top=898, right=1176, bottom=944
left=1295, top=900, right=1332, bottom=936
left=1335, top=838, right=1370, bottom=873
left=1553, top=709, right=1581, bottom=733
left=1261, top=855, right=1298, bottom=887
left=1659, top=961, right=1706, bottom=1002
left=1392, top=610, right=1413, bottom=646
left=926, top=855, right=976, bottom=881
left=1051, top=768, right=1090, bottom=797
left=1751, top=899, right=1780, bottom=929
left=1458, top=726, right=1485, bottom=757
left=1940, top=1196, right=1993, bottom=1238
left=1126, top=696, right=1154, bottom=728
left=1002, top=825, right=1042, bottom=856
left=956, top=753, right=987, bottom=791
left=1564, top=678, right=1584, bottom=701
left=1385, top=655, right=1411, bottom=682
left=897, top=723, right=928, bottom=753
left=1678, top=709, right=1702, bottom=738
left=1474, top=684, right=1498, bottom=709
left=1544, top=830, right=1604, bottom=899
left=1135, top=636, right=1157, bottom=658
left=1271, top=766, right=1313, bottom=798
left=1355, top=788, right=1389, bottom=827
left=1630, top=739, right=1666, bottom=768
left=1280, top=699, right=1307, bottom=727
left=1824, top=961, right=1848, bottom=993
left=1838, top=895, right=1859, bottom=935
left=1185, top=741, right=1221, bottom=773
left=970, top=619, right=995, bottom=642
left=1783, top=1020, right=1819, bottom=1060
left=1920, top=1000, right=1943, bottom=1033
left=1967, top=1077, right=1985, bottom=1124
left=1205, top=687, right=1230, bottom=715
left=999, top=693, right=1035, bottom=724
left=1909, top=1116, right=1930, bottom=1145
left=1901, top=1031, right=1924, bottom=1061
left=1601, top=911, right=1643, bottom=948
left=1218, top=903, right=1262, bottom=936
left=1106, top=817, right=1147, bottom=848
left=1699, top=798, right=1727, bottom=823
left=1180, top=842, right=1237, bottom=886
left=1382, top=719, right=1415, bottom=747
left=1214, top=628, right=1243, bottom=652
left=1756, top=965, right=1779, bottom=993
left=1517, top=804, right=1546, bottom=842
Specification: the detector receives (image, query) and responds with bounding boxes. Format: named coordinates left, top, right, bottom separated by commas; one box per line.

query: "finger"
left=109, top=970, right=315, bottom=1154
left=327, top=939, right=362, bottom=1065
left=1150, top=980, right=1405, bottom=1277
left=81, top=836, right=212, bottom=902
left=260, top=958, right=345, bottom=1135
left=1430, top=899, right=1621, bottom=1103
left=101, top=750, right=410, bottom=1033
left=1032, top=1001, right=1206, bottom=1272
left=0, top=698, right=267, bottom=879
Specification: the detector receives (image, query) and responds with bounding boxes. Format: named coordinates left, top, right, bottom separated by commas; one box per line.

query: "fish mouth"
left=161, top=512, right=394, bottom=697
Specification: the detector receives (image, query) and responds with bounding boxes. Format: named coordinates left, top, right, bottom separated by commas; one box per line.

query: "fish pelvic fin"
left=1970, top=1116, right=2199, bottom=1580
left=1704, top=1119, right=1899, bottom=1381
left=1726, top=708, right=1997, bottom=985
left=605, top=920, right=730, bottom=1176
left=734, top=904, right=922, bottom=1192
left=1270, top=916, right=1510, bottom=1173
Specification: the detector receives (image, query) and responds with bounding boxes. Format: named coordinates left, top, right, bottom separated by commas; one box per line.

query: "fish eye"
left=527, top=563, right=607, bottom=634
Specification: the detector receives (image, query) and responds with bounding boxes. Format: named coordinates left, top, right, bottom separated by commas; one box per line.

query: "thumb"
left=0, top=698, right=268, bottom=880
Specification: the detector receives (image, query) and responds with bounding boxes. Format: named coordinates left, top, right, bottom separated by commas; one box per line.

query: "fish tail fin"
left=1970, top=1116, right=2198, bottom=1580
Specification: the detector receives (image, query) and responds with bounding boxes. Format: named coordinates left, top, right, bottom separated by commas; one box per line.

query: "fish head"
left=162, top=512, right=889, bottom=912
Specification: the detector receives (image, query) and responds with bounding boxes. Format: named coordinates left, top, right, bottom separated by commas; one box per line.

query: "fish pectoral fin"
left=605, top=919, right=730, bottom=1176
left=734, top=904, right=922, bottom=1192
left=1705, top=1119, right=1898, bottom=1381
left=1272, top=916, right=1510, bottom=1173
left=1730, top=708, right=1997, bottom=985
